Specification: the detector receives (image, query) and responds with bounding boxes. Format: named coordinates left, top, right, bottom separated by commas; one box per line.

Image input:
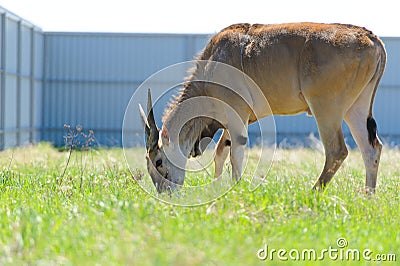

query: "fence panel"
left=0, top=7, right=44, bottom=150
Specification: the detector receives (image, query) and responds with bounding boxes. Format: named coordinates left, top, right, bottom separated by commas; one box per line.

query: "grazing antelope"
left=139, top=22, right=386, bottom=193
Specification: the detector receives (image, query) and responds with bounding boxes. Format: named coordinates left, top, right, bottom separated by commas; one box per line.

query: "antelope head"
left=139, top=89, right=185, bottom=193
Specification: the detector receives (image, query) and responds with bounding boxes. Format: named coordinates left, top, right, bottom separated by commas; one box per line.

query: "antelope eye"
left=155, top=159, right=162, bottom=167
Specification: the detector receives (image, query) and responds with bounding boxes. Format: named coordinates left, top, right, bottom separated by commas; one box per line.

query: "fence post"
left=16, top=20, right=22, bottom=146
left=29, top=27, right=36, bottom=144
left=0, top=13, right=6, bottom=150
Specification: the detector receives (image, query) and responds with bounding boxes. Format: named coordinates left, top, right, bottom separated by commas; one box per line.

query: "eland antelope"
left=139, top=22, right=386, bottom=193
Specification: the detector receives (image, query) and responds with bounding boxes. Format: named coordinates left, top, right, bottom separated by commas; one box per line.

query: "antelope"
left=139, top=22, right=386, bottom=193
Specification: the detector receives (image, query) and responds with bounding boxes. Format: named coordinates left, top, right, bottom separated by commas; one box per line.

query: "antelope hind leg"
left=345, top=84, right=382, bottom=193
left=311, top=107, right=348, bottom=190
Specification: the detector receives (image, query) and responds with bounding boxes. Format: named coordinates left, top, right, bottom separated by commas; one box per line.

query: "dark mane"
left=162, top=23, right=250, bottom=123
left=161, top=48, right=226, bottom=157
left=162, top=59, right=208, bottom=123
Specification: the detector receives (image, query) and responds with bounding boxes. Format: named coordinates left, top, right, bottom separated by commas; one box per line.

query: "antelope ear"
left=160, top=125, right=170, bottom=146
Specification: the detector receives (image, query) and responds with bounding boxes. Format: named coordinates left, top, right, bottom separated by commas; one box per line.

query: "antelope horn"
left=146, top=89, right=159, bottom=150
left=138, top=103, right=150, bottom=145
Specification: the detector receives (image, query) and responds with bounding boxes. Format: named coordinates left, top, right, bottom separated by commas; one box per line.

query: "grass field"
left=0, top=143, right=399, bottom=265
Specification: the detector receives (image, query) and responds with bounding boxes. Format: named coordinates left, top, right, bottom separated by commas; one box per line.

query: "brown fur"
left=164, top=22, right=380, bottom=121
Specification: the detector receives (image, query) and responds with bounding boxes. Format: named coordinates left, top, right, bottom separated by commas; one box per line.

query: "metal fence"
left=1, top=6, right=399, bottom=150
left=0, top=7, right=43, bottom=150
left=41, top=32, right=210, bottom=146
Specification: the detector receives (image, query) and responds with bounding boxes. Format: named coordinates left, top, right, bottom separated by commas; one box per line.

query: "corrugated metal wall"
left=1, top=4, right=399, bottom=149
left=0, top=7, right=43, bottom=150
left=374, top=38, right=400, bottom=139
left=42, top=32, right=210, bottom=146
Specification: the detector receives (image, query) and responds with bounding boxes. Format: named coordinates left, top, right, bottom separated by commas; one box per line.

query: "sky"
left=1, top=0, right=399, bottom=36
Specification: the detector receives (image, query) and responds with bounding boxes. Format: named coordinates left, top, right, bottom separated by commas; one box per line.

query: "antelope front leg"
left=214, top=129, right=231, bottom=178
left=226, top=115, right=249, bottom=182
left=230, top=133, right=247, bottom=181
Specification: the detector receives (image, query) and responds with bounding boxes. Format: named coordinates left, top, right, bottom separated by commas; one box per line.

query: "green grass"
left=0, top=143, right=399, bottom=265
